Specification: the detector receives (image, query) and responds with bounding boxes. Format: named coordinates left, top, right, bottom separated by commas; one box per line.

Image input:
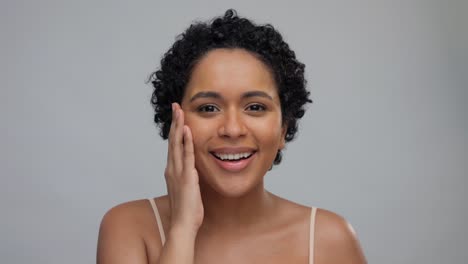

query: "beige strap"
left=309, top=207, right=317, bottom=264
left=148, top=198, right=166, bottom=245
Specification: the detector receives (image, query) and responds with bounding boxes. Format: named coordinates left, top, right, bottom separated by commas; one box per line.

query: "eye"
left=246, top=104, right=266, bottom=112
left=198, top=104, right=219, bottom=112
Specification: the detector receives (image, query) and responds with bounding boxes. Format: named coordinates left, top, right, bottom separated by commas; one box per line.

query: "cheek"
left=248, top=118, right=283, bottom=143
left=184, top=117, right=211, bottom=152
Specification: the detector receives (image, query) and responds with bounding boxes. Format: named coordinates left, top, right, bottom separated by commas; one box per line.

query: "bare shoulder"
left=268, top=193, right=313, bottom=230
left=97, top=198, right=167, bottom=264
left=315, top=208, right=367, bottom=264
left=100, top=199, right=152, bottom=226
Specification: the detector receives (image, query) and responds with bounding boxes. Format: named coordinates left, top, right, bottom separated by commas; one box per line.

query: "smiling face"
left=181, top=48, right=286, bottom=197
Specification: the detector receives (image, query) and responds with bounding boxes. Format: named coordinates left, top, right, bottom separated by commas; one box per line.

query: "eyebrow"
left=189, top=91, right=221, bottom=102
left=189, top=90, right=273, bottom=102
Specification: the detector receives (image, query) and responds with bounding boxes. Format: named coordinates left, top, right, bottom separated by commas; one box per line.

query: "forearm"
left=157, top=226, right=197, bottom=264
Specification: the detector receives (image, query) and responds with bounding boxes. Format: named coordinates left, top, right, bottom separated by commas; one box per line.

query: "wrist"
left=168, top=224, right=199, bottom=241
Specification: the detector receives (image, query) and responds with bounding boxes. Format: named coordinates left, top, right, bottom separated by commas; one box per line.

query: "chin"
left=199, top=176, right=263, bottom=198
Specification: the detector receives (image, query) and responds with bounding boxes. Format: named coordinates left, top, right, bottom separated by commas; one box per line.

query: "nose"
left=218, top=109, right=247, bottom=138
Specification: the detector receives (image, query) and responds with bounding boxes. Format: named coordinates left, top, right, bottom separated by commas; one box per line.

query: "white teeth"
left=214, top=152, right=253, bottom=161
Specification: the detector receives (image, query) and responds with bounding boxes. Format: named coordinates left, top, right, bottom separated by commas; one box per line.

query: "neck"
left=199, top=180, right=276, bottom=231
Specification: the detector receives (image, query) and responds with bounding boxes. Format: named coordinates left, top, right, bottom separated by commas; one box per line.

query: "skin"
left=97, top=48, right=367, bottom=264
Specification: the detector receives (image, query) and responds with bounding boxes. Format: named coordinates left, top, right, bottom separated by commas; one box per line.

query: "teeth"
left=214, top=152, right=253, bottom=161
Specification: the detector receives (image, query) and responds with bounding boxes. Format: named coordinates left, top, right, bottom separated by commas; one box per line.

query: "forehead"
left=184, top=48, right=279, bottom=100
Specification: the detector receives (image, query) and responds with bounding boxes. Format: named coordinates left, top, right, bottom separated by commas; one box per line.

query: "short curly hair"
left=150, top=9, right=311, bottom=165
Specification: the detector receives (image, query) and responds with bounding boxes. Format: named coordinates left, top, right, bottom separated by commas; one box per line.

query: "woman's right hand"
left=164, top=102, right=204, bottom=236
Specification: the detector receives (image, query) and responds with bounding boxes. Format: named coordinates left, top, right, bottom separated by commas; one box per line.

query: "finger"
left=166, top=103, right=177, bottom=164
left=171, top=103, right=184, bottom=172
left=183, top=125, right=196, bottom=176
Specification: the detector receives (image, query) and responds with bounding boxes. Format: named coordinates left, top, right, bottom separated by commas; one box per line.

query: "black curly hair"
left=150, top=9, right=311, bottom=165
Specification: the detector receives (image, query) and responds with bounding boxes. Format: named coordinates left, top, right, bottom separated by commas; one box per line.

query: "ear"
left=279, top=124, right=287, bottom=150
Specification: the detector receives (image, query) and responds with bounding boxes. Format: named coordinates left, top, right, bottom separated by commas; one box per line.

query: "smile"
left=212, top=152, right=254, bottom=161
left=209, top=151, right=256, bottom=172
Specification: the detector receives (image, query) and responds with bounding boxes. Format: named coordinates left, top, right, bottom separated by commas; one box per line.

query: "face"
left=181, top=48, right=286, bottom=197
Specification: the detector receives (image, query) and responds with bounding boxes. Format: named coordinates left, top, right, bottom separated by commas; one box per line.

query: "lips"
left=209, top=147, right=257, bottom=172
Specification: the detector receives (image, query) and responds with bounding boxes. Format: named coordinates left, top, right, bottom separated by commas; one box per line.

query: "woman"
left=97, top=9, right=366, bottom=264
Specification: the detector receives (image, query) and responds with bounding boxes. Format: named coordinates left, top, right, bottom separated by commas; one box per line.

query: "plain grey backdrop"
left=1, top=0, right=467, bottom=263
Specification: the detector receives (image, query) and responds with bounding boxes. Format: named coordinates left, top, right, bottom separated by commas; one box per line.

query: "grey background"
left=1, top=0, right=467, bottom=263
